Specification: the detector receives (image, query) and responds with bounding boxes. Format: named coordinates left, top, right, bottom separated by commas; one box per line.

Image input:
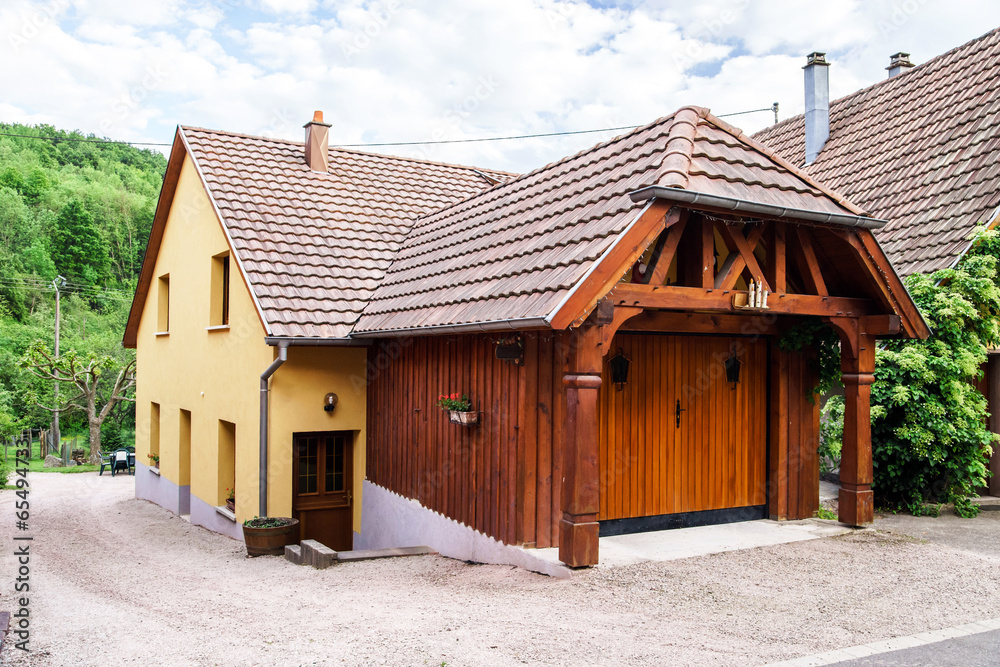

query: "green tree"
left=51, top=200, right=109, bottom=286
left=20, top=341, right=135, bottom=463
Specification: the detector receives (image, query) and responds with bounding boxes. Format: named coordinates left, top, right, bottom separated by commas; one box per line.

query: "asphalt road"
left=828, top=628, right=1000, bottom=666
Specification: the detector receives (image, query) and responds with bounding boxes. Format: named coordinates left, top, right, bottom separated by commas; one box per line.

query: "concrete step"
left=973, top=495, right=1000, bottom=511
left=337, top=546, right=437, bottom=563
left=284, top=544, right=303, bottom=565
left=300, top=539, right=337, bottom=569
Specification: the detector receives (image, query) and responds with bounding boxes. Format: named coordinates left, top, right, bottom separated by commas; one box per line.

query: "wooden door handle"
left=675, top=399, right=686, bottom=428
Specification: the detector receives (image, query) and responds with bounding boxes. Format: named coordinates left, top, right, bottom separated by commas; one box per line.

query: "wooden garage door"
left=598, top=334, right=768, bottom=522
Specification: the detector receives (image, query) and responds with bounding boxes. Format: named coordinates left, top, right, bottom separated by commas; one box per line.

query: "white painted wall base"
left=355, top=481, right=570, bottom=578
left=135, top=462, right=189, bottom=515
left=190, top=493, right=244, bottom=542
left=136, top=462, right=240, bottom=541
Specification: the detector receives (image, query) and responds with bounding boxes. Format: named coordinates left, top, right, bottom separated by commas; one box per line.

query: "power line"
left=0, top=103, right=780, bottom=151
left=0, top=132, right=171, bottom=147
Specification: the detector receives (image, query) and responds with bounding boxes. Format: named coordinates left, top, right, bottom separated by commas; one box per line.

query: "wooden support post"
left=559, top=325, right=603, bottom=568
left=989, top=353, right=1000, bottom=497
left=829, top=318, right=876, bottom=526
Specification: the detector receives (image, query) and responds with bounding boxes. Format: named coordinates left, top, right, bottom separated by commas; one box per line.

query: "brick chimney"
left=886, top=52, right=914, bottom=78
left=303, top=110, right=331, bottom=173
left=803, top=52, right=830, bottom=166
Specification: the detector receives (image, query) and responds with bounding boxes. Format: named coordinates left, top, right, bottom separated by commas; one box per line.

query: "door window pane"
left=325, top=436, right=345, bottom=492
left=298, top=438, right=318, bottom=494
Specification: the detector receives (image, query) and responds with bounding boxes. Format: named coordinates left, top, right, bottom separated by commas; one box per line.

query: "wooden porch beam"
left=826, top=317, right=877, bottom=526
left=856, top=229, right=930, bottom=340
left=716, top=222, right=769, bottom=291
left=559, top=325, right=603, bottom=568
left=549, top=199, right=674, bottom=330
left=766, top=221, right=787, bottom=293
left=791, top=227, right=828, bottom=297
left=620, top=310, right=782, bottom=336
left=609, top=283, right=879, bottom=318
left=642, top=208, right=687, bottom=286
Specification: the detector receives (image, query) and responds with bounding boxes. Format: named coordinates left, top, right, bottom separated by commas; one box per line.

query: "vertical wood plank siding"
left=598, top=334, right=769, bottom=520
left=366, top=332, right=566, bottom=547
left=769, top=344, right=821, bottom=520
left=367, top=330, right=821, bottom=545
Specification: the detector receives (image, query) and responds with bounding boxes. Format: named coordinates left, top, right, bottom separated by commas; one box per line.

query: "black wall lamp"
left=324, top=393, right=339, bottom=413
left=609, top=348, right=630, bottom=391
left=724, top=353, right=742, bottom=386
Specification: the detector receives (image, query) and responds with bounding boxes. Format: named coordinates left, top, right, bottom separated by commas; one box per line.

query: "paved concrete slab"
left=531, top=519, right=853, bottom=567
left=337, top=546, right=437, bottom=563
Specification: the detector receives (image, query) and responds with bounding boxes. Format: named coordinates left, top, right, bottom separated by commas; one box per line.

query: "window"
left=179, top=409, right=191, bottom=487
left=209, top=253, right=230, bottom=327
left=217, top=420, right=236, bottom=506
left=149, top=402, right=160, bottom=465
left=157, top=274, right=169, bottom=333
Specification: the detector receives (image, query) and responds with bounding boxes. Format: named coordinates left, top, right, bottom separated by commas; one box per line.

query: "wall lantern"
left=495, top=336, right=524, bottom=366
left=724, top=353, right=742, bottom=385
left=323, top=393, right=339, bottom=413
left=609, top=348, right=630, bottom=391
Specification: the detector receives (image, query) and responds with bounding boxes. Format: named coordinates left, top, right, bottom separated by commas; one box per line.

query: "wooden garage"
left=356, top=106, right=929, bottom=568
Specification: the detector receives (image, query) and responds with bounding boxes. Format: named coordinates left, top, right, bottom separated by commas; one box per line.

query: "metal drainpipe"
left=259, top=343, right=288, bottom=517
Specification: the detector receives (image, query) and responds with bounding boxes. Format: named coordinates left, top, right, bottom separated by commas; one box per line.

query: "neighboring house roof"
left=354, top=105, right=875, bottom=335
left=754, top=27, right=1000, bottom=277
left=124, top=126, right=516, bottom=344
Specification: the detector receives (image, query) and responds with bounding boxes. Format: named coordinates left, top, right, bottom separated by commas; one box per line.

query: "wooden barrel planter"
left=241, top=517, right=299, bottom=557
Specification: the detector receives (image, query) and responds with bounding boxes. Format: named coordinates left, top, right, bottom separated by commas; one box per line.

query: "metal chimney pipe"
left=803, top=52, right=830, bottom=166
left=886, top=52, right=914, bottom=78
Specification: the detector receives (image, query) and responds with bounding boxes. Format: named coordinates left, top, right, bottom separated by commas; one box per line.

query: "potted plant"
left=242, top=516, right=300, bottom=557
left=437, top=392, right=478, bottom=426
left=147, top=454, right=159, bottom=469
left=225, top=487, right=235, bottom=513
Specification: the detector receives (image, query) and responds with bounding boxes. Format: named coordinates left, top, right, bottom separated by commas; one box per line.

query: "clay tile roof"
left=753, top=27, right=1000, bottom=277
left=354, top=106, right=864, bottom=334
left=181, top=127, right=517, bottom=338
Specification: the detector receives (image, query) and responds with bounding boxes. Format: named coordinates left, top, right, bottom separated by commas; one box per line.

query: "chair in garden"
left=99, top=452, right=111, bottom=476
left=109, top=449, right=132, bottom=476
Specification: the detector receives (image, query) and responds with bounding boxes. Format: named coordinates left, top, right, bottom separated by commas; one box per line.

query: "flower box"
left=448, top=410, right=479, bottom=426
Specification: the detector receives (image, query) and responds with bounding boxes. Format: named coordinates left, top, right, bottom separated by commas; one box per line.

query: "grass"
left=7, top=432, right=130, bottom=474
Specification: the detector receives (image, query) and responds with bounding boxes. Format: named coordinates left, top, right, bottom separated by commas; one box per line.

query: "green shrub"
left=819, top=395, right=844, bottom=474
left=871, top=230, right=1000, bottom=518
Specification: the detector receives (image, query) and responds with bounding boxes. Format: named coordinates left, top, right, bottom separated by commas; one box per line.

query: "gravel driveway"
left=3, top=473, right=1000, bottom=666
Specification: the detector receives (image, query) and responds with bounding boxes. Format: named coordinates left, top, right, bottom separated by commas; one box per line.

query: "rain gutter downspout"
left=259, top=342, right=288, bottom=517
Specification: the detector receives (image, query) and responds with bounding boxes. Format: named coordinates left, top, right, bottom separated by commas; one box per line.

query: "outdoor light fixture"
left=323, top=393, right=338, bottom=413
left=724, top=353, right=742, bottom=385
left=609, top=348, right=630, bottom=391
left=495, top=336, right=524, bottom=366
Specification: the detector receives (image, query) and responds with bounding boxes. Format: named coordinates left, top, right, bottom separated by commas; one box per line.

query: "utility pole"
left=52, top=275, right=66, bottom=465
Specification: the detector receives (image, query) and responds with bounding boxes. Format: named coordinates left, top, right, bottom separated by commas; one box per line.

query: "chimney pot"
left=886, top=52, right=915, bottom=78
left=303, top=110, right=332, bottom=173
left=803, top=52, right=830, bottom=166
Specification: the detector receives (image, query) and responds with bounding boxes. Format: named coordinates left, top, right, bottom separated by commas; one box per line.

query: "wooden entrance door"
left=292, top=431, right=353, bottom=551
left=598, top=334, right=768, bottom=523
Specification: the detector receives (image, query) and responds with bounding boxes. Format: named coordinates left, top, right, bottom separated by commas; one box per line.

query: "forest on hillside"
left=0, top=123, right=167, bottom=448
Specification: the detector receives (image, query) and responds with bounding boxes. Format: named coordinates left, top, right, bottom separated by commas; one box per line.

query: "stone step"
left=284, top=544, right=303, bottom=565
left=336, top=546, right=437, bottom=563
left=973, top=495, right=1000, bottom=511
left=300, top=539, right=337, bottom=569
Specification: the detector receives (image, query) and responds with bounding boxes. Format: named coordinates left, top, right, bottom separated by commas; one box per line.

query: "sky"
left=2, top=0, right=999, bottom=173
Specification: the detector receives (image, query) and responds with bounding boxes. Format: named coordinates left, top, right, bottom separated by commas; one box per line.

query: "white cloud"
left=2, top=0, right=1000, bottom=170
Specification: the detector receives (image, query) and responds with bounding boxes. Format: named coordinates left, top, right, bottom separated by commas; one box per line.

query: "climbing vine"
left=778, top=318, right=842, bottom=400
left=870, top=230, right=1000, bottom=517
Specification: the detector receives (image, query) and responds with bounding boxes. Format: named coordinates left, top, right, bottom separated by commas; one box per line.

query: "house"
left=754, top=27, right=1000, bottom=494
left=123, top=114, right=514, bottom=546
left=126, top=106, right=928, bottom=568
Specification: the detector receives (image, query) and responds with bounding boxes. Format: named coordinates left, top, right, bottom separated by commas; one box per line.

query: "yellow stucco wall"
left=135, top=153, right=368, bottom=532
